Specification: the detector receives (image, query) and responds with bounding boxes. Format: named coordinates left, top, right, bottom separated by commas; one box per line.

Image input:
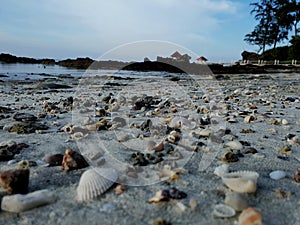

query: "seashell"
left=224, top=141, right=243, bottom=150
left=86, top=124, right=97, bottom=131
left=238, top=207, right=263, bottom=225
left=77, top=167, right=118, bottom=202
left=60, top=124, right=73, bottom=133
left=114, top=184, right=126, bottom=195
left=221, top=151, right=239, bottom=163
left=199, top=129, right=213, bottom=137
left=159, top=165, right=179, bottom=180
left=82, top=116, right=93, bottom=126
left=269, top=170, right=286, bottom=180
left=214, top=164, right=229, bottom=177
left=0, top=169, right=30, bottom=194
left=118, top=134, right=132, bottom=142
left=268, top=118, right=281, bottom=125
left=43, top=154, right=64, bottom=166
left=196, top=105, right=210, bottom=114
left=224, top=193, right=248, bottom=212
left=1, top=189, right=56, bottom=213
left=222, top=171, right=259, bottom=193
left=71, top=132, right=88, bottom=140
left=227, top=118, right=238, bottom=123
left=294, top=170, right=300, bottom=183
left=62, top=149, right=89, bottom=171
left=17, top=160, right=30, bottom=169
left=169, top=117, right=196, bottom=130
left=212, top=204, right=236, bottom=218
left=244, top=115, right=255, bottom=123
left=151, top=141, right=164, bottom=152
left=95, top=108, right=107, bottom=117
left=281, top=119, right=289, bottom=125
left=253, top=153, right=266, bottom=159
left=279, top=146, right=292, bottom=155
left=243, top=148, right=258, bottom=154
left=189, top=198, right=197, bottom=210
left=174, top=202, right=187, bottom=213
left=148, top=190, right=169, bottom=203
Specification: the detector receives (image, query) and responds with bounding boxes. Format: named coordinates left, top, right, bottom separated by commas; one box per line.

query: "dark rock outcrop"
left=57, top=57, right=94, bottom=69
left=0, top=53, right=55, bottom=65
left=241, top=51, right=259, bottom=61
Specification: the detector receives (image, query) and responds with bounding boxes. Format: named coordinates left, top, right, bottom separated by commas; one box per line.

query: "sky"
left=0, top=0, right=263, bottom=62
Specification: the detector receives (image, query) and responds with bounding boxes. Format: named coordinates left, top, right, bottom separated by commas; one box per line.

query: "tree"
left=245, top=0, right=299, bottom=53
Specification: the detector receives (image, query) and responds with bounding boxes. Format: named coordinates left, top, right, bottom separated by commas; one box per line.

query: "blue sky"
left=0, top=0, right=262, bottom=62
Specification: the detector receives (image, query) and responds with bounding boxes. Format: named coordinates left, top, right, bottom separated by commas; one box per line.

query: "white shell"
left=214, top=164, right=229, bottom=177
left=224, top=193, right=248, bottom=212
left=222, top=171, right=259, bottom=193
left=212, top=204, right=236, bottom=218
left=224, top=141, right=243, bottom=150
left=1, top=189, right=56, bottom=213
left=281, top=119, right=289, bottom=125
left=269, top=170, right=286, bottom=180
left=77, top=167, right=118, bottom=202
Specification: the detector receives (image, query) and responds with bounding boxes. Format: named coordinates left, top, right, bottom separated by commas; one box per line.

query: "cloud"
left=0, top=0, right=243, bottom=60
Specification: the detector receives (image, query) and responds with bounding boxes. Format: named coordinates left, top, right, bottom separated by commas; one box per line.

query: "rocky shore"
left=0, top=72, right=299, bottom=224
left=1, top=53, right=300, bottom=75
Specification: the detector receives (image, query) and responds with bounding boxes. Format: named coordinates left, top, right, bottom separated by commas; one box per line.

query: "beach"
left=0, top=67, right=299, bottom=225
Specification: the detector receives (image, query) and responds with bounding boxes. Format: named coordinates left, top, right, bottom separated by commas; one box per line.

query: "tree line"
left=244, top=0, right=299, bottom=59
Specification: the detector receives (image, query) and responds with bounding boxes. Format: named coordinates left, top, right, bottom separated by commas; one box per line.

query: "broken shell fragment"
left=114, top=184, right=126, bottom=195
left=224, top=193, right=248, bottom=212
left=214, top=164, right=229, bottom=177
left=77, top=167, right=118, bottom=202
left=244, top=115, right=255, bottom=123
left=222, top=171, right=259, bottom=193
left=17, top=160, right=30, bottom=170
left=212, top=204, right=236, bottom=218
left=0, top=169, right=30, bottom=194
left=221, top=151, right=239, bottom=163
left=238, top=207, right=263, bottom=225
left=224, top=141, right=243, bottom=150
left=62, top=149, right=89, bottom=171
left=294, top=170, right=300, bottom=183
left=1, top=189, right=56, bottom=213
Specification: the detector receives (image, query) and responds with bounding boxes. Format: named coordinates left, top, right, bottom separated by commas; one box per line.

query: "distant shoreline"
left=1, top=53, right=300, bottom=75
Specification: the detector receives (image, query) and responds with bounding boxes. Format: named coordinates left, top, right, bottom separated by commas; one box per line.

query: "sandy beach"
left=0, top=71, right=299, bottom=225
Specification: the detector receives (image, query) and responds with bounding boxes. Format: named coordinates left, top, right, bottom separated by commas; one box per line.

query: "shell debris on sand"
left=221, top=171, right=259, bottom=193
left=212, top=204, right=236, bottom=218
left=238, top=207, right=263, bottom=225
left=1, top=189, right=56, bottom=213
left=224, top=193, right=248, bottom=212
left=77, top=167, right=118, bottom=202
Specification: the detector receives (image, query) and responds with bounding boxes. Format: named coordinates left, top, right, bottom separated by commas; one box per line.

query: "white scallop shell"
left=269, top=170, right=286, bottom=180
left=212, top=204, right=236, bottom=218
left=77, top=168, right=118, bottom=202
left=222, top=171, right=259, bottom=193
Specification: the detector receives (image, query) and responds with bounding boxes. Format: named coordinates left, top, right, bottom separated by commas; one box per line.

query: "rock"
left=1, top=189, right=56, bottom=213
left=0, top=169, right=30, bottom=194
left=13, top=113, right=37, bottom=122
left=8, top=122, right=48, bottom=134
left=241, top=51, right=259, bottom=61
left=34, top=82, right=72, bottom=90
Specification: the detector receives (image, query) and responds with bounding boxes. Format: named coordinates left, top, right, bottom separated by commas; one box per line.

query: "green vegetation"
left=244, top=0, right=299, bottom=59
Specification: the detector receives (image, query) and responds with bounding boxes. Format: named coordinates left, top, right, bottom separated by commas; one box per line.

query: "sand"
left=0, top=72, right=299, bottom=225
